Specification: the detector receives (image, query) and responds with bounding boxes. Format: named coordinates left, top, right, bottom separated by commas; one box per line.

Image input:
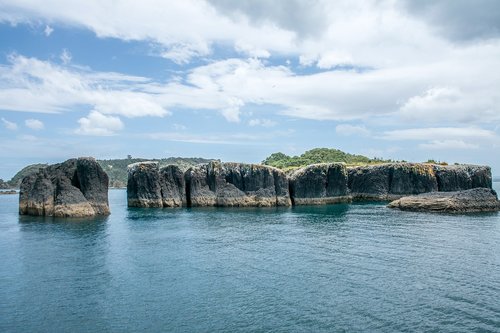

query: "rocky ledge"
left=387, top=188, right=500, bottom=213
left=19, top=157, right=110, bottom=217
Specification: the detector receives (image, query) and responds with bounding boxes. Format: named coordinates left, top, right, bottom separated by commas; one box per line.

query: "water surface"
left=1, top=185, right=500, bottom=332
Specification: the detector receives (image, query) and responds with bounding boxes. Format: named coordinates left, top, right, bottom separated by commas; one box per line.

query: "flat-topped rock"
left=127, top=162, right=185, bottom=207
left=348, top=163, right=491, bottom=200
left=289, top=163, right=351, bottom=205
left=387, top=188, right=500, bottom=213
left=185, top=161, right=291, bottom=207
left=19, top=157, right=110, bottom=217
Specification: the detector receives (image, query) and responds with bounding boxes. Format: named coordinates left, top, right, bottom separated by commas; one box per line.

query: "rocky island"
left=19, top=157, right=110, bottom=217
left=17, top=155, right=499, bottom=215
left=127, top=161, right=499, bottom=212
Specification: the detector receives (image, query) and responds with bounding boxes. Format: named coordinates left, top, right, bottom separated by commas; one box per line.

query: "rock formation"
left=19, top=157, right=109, bottom=217
left=348, top=163, right=490, bottom=200
left=126, top=160, right=494, bottom=212
left=433, top=165, right=491, bottom=191
left=184, top=161, right=291, bottom=207
left=289, top=163, right=351, bottom=205
left=387, top=188, right=500, bottom=213
left=127, top=162, right=185, bottom=207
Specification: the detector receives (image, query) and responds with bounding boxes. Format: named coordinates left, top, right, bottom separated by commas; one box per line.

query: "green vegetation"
left=3, top=163, right=48, bottom=188
left=262, top=148, right=391, bottom=169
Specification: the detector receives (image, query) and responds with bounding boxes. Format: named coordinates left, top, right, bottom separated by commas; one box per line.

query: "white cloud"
left=335, top=124, right=370, bottom=136
left=248, top=118, right=277, bottom=127
left=76, top=111, right=124, bottom=136
left=1, top=117, right=18, bottom=130
left=419, top=140, right=479, bottom=150
left=60, top=49, right=72, bottom=64
left=0, top=55, right=169, bottom=118
left=25, top=118, right=44, bottom=130
left=381, top=127, right=497, bottom=141
left=44, top=24, right=53, bottom=36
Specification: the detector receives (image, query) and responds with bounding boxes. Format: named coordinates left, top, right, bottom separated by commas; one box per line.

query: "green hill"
left=262, top=148, right=391, bottom=170
left=4, top=157, right=214, bottom=189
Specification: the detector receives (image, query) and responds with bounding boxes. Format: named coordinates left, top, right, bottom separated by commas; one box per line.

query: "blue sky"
left=1, top=0, right=500, bottom=179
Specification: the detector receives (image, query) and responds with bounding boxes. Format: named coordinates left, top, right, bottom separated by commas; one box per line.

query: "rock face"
left=348, top=163, right=437, bottom=200
left=127, top=162, right=185, bottom=207
left=289, top=163, right=350, bottom=205
left=184, top=161, right=291, bottom=207
left=387, top=188, right=500, bottom=213
left=348, top=163, right=490, bottom=200
left=434, top=165, right=491, bottom=191
left=19, top=158, right=109, bottom=217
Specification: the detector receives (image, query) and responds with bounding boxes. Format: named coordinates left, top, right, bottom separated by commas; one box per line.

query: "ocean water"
left=1, top=185, right=500, bottom=333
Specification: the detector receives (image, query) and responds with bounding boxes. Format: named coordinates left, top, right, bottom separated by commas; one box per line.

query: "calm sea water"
left=1, top=185, right=500, bottom=333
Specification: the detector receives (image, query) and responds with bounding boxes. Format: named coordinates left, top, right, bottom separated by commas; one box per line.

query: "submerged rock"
left=289, top=163, right=350, bottom=205
left=19, top=157, right=110, bottom=217
left=184, top=161, right=291, bottom=207
left=127, top=162, right=186, bottom=207
left=387, top=188, right=500, bottom=213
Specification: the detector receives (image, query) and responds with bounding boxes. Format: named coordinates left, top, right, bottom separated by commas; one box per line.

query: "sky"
left=0, top=0, right=500, bottom=179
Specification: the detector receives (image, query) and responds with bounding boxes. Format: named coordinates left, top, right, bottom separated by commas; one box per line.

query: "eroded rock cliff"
left=289, top=163, right=350, bottom=205
left=184, top=162, right=291, bottom=207
left=19, top=157, right=109, bottom=217
left=127, top=162, right=185, bottom=207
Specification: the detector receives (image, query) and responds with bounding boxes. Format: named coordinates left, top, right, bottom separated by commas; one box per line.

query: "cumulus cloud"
left=0, top=54, right=168, bottom=117
left=25, top=118, right=44, bottom=130
left=76, top=111, right=124, bottom=136
left=1, top=117, right=18, bottom=130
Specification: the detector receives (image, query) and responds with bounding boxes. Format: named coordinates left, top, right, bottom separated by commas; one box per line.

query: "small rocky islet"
left=19, top=157, right=110, bottom=217
left=18, top=157, right=500, bottom=217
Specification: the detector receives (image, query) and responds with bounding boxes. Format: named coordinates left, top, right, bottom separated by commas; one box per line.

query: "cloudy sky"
left=0, top=0, right=500, bottom=178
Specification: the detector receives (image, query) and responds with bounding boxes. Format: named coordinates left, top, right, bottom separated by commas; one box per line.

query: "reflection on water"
left=1, top=188, right=499, bottom=332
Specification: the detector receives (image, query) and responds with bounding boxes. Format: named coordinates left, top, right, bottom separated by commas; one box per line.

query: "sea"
left=1, top=184, right=499, bottom=332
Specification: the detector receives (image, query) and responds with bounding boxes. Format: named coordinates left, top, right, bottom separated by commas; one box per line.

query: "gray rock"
left=434, top=165, right=492, bottom=191
left=185, top=161, right=291, bottom=207
left=19, top=157, right=110, bottom=217
left=127, top=162, right=186, bottom=207
left=387, top=188, right=500, bottom=213
left=289, top=163, right=350, bottom=205
left=348, top=164, right=393, bottom=200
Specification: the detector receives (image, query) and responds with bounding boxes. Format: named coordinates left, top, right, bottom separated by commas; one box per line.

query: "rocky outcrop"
left=387, top=188, right=500, bottom=213
left=348, top=163, right=490, bottom=200
left=289, top=163, right=351, bottom=205
left=434, top=165, right=491, bottom=191
left=127, top=162, right=185, bottom=207
left=348, top=163, right=437, bottom=200
left=19, top=158, right=109, bottom=217
left=184, top=161, right=291, bottom=207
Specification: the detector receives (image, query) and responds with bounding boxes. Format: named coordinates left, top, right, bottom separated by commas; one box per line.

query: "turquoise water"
left=1, top=185, right=500, bottom=333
